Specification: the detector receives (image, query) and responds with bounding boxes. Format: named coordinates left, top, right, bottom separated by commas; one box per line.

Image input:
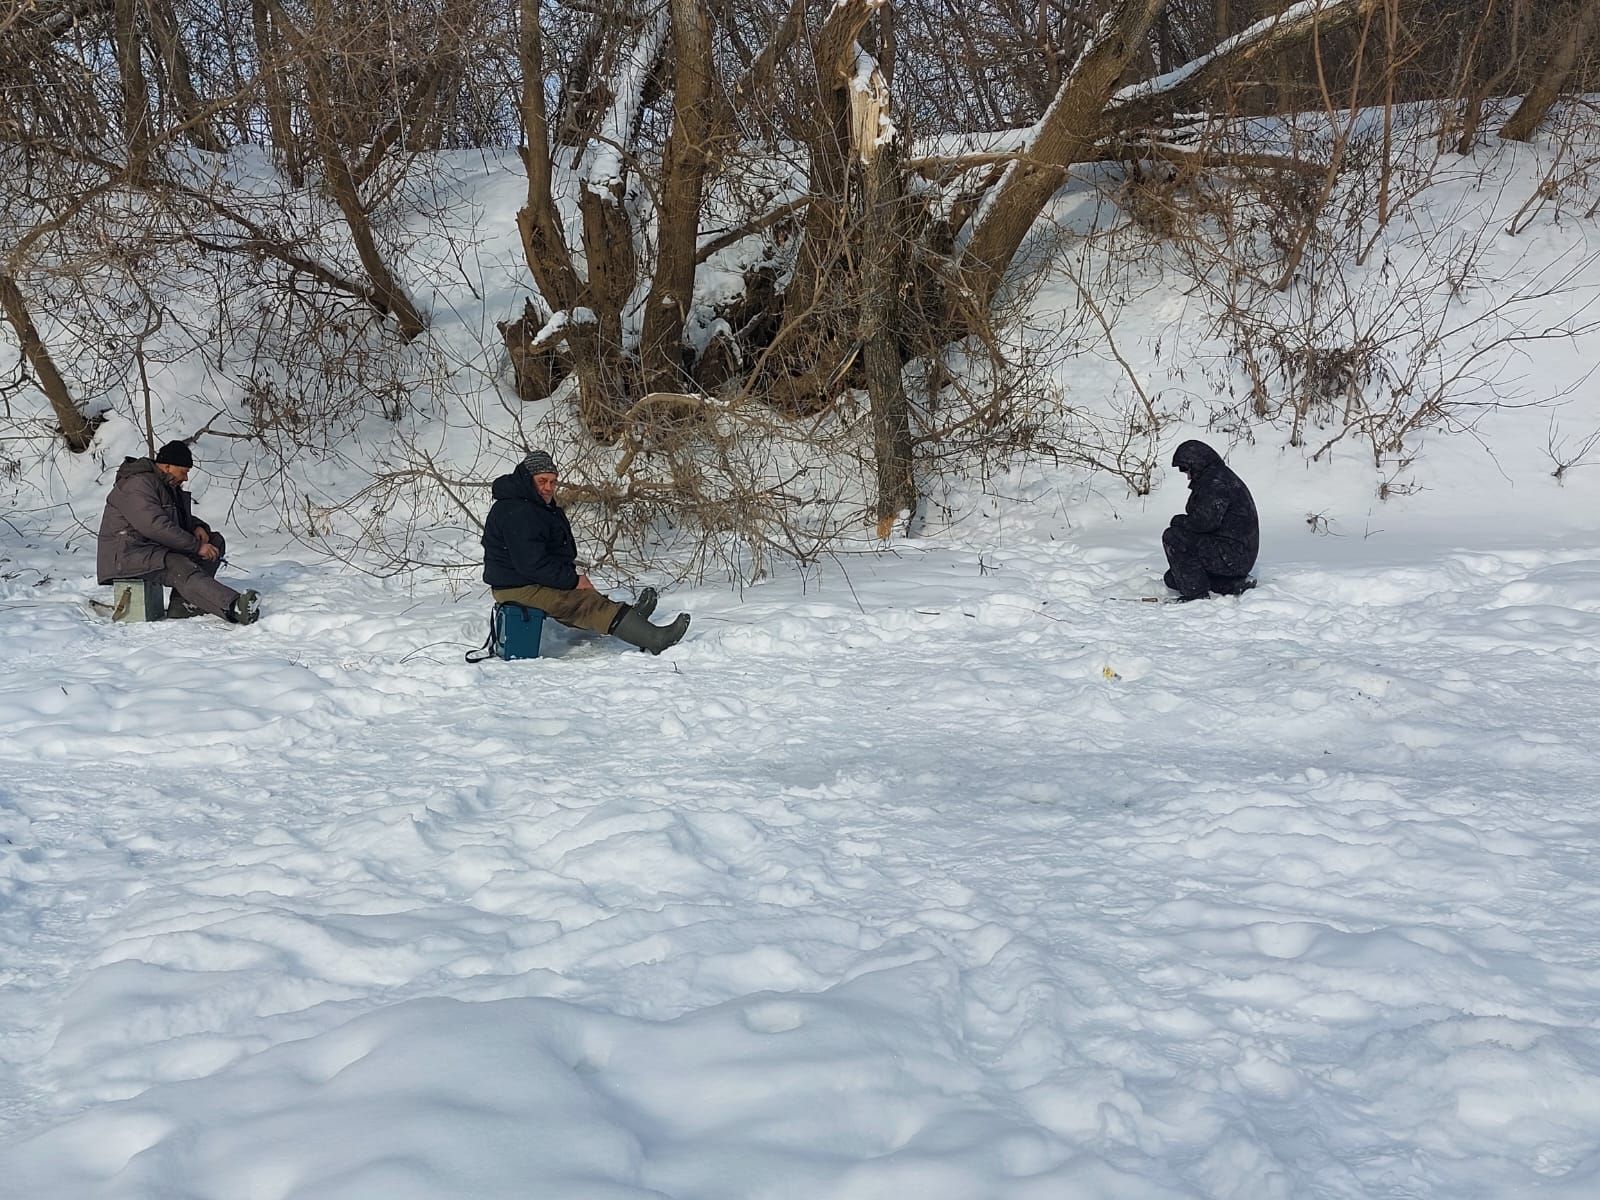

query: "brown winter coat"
left=96, top=457, right=210, bottom=583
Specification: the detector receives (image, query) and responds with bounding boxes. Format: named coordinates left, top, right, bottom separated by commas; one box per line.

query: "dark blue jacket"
left=481, top=467, right=580, bottom=590
left=1170, top=440, right=1258, bottom=572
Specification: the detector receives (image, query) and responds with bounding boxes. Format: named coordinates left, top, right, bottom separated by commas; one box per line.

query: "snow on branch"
left=1111, top=0, right=1387, bottom=120
left=580, top=2, right=672, bottom=197
left=9, top=0, right=100, bottom=42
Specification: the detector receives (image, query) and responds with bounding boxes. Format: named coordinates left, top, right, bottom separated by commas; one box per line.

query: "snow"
left=6, top=474, right=1600, bottom=1196
left=7, top=120, right=1600, bottom=1198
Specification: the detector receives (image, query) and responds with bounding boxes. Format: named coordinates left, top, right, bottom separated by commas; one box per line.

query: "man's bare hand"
left=195, top=527, right=211, bottom=545
left=198, top=542, right=221, bottom=562
left=576, top=574, right=595, bottom=591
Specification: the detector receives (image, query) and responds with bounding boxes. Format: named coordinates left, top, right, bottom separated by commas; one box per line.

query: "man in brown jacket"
left=96, top=441, right=260, bottom=624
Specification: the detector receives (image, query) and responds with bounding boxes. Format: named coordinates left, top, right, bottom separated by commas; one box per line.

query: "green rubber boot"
left=611, top=604, right=689, bottom=655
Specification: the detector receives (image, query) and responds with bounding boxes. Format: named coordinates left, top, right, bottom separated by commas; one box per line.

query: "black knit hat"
left=521, top=449, right=557, bottom=476
left=155, top=440, right=194, bottom=468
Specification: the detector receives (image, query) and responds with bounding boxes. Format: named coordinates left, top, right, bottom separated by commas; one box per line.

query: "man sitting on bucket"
left=482, top=449, right=689, bottom=654
left=97, top=439, right=260, bottom=624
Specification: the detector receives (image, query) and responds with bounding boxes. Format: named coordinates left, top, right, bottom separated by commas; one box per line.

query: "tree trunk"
left=571, top=4, right=665, bottom=387
left=565, top=319, right=629, bottom=443
left=1156, top=6, right=1175, bottom=74
left=295, top=0, right=427, bottom=342
left=640, top=0, right=714, bottom=393
left=143, top=0, right=224, bottom=153
left=317, top=146, right=429, bottom=341
left=577, top=182, right=636, bottom=357
left=251, top=0, right=302, bottom=185
left=514, top=0, right=581, bottom=313
left=959, top=0, right=1168, bottom=308
left=113, top=0, right=153, bottom=164
left=1500, top=0, right=1600, bottom=142
left=860, top=105, right=915, bottom=533
left=785, top=0, right=877, bottom=330
left=0, top=272, right=94, bottom=452
left=1454, top=0, right=1526, bottom=152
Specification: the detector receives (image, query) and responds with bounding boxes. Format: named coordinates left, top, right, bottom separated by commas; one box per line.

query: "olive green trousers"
left=491, top=584, right=623, bottom=635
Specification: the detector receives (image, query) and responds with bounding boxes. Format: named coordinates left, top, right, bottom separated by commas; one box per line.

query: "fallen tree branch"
left=1112, top=138, right=1331, bottom=178
left=1108, top=0, right=1394, bottom=130
left=694, top=198, right=808, bottom=263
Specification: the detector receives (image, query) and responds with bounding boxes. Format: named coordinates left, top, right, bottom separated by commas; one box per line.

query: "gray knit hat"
left=520, top=449, right=557, bottom=476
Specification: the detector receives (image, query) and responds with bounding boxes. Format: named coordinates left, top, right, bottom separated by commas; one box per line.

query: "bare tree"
left=0, top=268, right=96, bottom=451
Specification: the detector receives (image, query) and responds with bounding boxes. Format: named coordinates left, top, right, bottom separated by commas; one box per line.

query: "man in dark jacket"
left=483, top=449, right=689, bottom=654
left=1162, top=439, right=1259, bottom=602
left=97, top=440, right=260, bottom=624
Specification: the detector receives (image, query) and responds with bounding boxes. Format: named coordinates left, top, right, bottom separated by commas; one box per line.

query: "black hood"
left=1172, top=440, right=1224, bottom=483
left=115, top=456, right=158, bottom=483
left=491, top=467, right=559, bottom=506
left=490, top=468, right=536, bottom=501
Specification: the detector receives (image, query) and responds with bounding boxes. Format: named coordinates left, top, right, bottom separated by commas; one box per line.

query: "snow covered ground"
left=6, top=452, right=1600, bottom=1197
left=7, top=123, right=1600, bottom=1196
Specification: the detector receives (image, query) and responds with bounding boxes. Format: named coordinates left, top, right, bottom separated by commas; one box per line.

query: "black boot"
left=1210, top=575, right=1257, bottom=597
left=228, top=590, right=261, bottom=626
left=610, top=604, right=689, bottom=655
left=633, top=586, right=658, bottom=619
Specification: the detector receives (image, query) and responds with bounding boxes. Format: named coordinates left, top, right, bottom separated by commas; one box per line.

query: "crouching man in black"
left=1163, top=439, right=1259, bottom=602
left=482, top=450, right=690, bottom=654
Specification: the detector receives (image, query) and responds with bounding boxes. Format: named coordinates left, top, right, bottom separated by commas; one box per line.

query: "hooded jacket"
left=1170, top=440, right=1258, bottom=569
left=481, top=466, right=581, bottom=590
left=96, top=457, right=208, bottom=583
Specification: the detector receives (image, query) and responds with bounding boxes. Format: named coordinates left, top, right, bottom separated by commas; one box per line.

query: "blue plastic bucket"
left=492, top=602, right=545, bottom=660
